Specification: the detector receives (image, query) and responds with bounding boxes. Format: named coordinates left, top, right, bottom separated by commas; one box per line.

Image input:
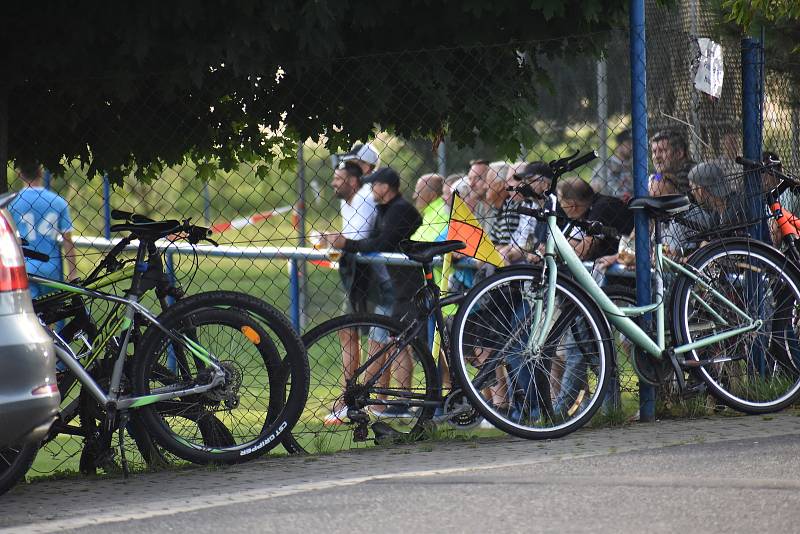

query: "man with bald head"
left=411, top=173, right=448, bottom=242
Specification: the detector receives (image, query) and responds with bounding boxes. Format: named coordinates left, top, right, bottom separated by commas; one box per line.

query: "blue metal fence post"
left=742, top=32, right=768, bottom=375
left=103, top=175, right=111, bottom=240
left=742, top=35, right=768, bottom=241
left=630, top=0, right=656, bottom=422
left=288, top=259, right=300, bottom=330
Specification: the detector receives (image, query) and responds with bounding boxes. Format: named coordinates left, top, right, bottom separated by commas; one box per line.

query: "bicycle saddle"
left=399, top=240, right=466, bottom=264
left=110, top=220, right=181, bottom=239
left=628, top=195, right=691, bottom=218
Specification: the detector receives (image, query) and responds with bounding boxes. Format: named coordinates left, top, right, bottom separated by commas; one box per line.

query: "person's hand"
left=526, top=251, right=543, bottom=263
left=595, top=253, right=619, bottom=271
left=500, top=245, right=521, bottom=264
left=321, top=233, right=346, bottom=249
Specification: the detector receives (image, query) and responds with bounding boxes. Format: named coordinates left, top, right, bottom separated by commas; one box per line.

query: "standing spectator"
left=543, top=178, right=633, bottom=417
left=497, top=162, right=534, bottom=264
left=326, top=167, right=422, bottom=418
left=9, top=160, right=77, bottom=298
left=591, top=129, right=633, bottom=201
left=485, top=165, right=520, bottom=247
left=649, top=130, right=695, bottom=197
left=411, top=173, right=448, bottom=242
left=341, top=143, right=380, bottom=176
left=557, top=177, right=634, bottom=261
left=466, top=159, right=490, bottom=222
left=323, top=160, right=377, bottom=424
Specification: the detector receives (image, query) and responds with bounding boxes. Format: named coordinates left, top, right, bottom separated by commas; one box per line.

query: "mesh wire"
left=8, top=3, right=800, bottom=469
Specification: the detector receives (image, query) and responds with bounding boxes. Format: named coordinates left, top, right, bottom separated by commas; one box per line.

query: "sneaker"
left=323, top=407, right=349, bottom=426
left=375, top=405, right=414, bottom=419
left=478, top=418, right=495, bottom=430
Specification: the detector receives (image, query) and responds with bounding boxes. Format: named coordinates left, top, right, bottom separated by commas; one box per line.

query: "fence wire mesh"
left=8, top=3, right=800, bottom=471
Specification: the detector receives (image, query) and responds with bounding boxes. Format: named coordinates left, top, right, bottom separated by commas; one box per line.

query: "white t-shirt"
left=341, top=185, right=377, bottom=240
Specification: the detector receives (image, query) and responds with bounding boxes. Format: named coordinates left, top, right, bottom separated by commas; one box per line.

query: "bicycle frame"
left=31, top=274, right=225, bottom=410
left=35, top=265, right=135, bottom=369
left=530, top=193, right=763, bottom=360
left=347, top=273, right=466, bottom=408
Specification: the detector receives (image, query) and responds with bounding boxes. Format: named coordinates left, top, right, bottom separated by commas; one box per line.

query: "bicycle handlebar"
left=517, top=206, right=620, bottom=241
left=22, top=248, right=49, bottom=262
left=735, top=155, right=800, bottom=195
left=562, top=151, right=598, bottom=173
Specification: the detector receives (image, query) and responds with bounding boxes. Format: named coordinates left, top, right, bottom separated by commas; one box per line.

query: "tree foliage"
left=3, top=1, right=628, bottom=184
left=723, top=0, right=800, bottom=29
left=721, top=0, right=800, bottom=84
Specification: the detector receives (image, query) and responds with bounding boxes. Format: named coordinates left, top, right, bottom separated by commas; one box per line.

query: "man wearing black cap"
left=325, top=167, right=422, bottom=417
left=504, top=160, right=563, bottom=261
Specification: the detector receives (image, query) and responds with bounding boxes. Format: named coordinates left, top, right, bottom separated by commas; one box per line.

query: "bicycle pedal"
left=666, top=351, right=687, bottom=391
left=352, top=423, right=369, bottom=442
left=680, top=381, right=707, bottom=399
left=372, top=421, right=403, bottom=445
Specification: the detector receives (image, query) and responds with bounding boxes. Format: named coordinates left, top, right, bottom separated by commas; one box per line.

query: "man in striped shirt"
left=485, top=165, right=522, bottom=247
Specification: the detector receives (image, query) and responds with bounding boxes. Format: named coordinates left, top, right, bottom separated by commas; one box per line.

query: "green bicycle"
left=30, top=217, right=309, bottom=468
left=450, top=151, right=800, bottom=439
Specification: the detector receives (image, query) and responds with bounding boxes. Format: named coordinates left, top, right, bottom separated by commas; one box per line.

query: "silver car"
left=0, top=192, right=60, bottom=494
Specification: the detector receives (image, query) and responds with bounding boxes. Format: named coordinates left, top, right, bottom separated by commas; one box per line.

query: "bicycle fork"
left=526, top=254, right=558, bottom=354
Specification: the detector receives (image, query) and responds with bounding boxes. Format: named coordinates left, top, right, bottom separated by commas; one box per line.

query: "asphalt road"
left=3, top=414, right=799, bottom=534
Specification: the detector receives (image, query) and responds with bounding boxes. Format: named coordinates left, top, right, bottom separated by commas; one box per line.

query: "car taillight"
left=31, top=383, right=59, bottom=397
left=0, top=210, right=29, bottom=292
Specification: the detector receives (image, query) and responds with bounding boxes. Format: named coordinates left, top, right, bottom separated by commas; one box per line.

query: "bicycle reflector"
left=0, top=209, right=29, bottom=291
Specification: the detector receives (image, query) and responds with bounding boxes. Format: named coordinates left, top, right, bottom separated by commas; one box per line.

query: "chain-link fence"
left=8, top=2, right=799, bottom=473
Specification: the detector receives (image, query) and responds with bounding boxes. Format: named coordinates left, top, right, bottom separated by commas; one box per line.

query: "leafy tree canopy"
left=3, top=1, right=628, bottom=184
left=721, top=0, right=800, bottom=86
left=723, top=0, right=800, bottom=29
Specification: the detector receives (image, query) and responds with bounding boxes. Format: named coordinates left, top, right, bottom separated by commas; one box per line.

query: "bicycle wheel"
left=671, top=238, right=800, bottom=413
left=134, top=291, right=308, bottom=464
left=451, top=266, right=614, bottom=440
left=0, top=443, right=37, bottom=495
left=283, top=313, right=438, bottom=454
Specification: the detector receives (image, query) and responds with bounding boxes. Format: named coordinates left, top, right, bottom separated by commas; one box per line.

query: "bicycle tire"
left=134, top=291, right=308, bottom=463
left=283, top=313, right=438, bottom=454
left=450, top=266, right=615, bottom=440
left=0, top=443, right=37, bottom=495
left=671, top=238, right=800, bottom=413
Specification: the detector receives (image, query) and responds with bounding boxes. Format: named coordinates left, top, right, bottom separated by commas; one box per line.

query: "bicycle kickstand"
left=117, top=412, right=130, bottom=479
left=666, top=349, right=707, bottom=397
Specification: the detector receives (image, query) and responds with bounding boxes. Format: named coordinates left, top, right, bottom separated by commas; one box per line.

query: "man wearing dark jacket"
left=325, top=166, right=422, bottom=417
left=329, top=166, right=422, bottom=319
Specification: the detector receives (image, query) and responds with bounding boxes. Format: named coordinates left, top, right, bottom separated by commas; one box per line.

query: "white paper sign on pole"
left=694, top=38, right=724, bottom=98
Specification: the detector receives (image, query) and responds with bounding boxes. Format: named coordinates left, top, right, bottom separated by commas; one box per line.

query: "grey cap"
left=688, top=162, right=731, bottom=198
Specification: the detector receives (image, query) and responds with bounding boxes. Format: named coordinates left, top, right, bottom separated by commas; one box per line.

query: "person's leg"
left=553, top=323, right=588, bottom=415
left=337, top=327, right=360, bottom=396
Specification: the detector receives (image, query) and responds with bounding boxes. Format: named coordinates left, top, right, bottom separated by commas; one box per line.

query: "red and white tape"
left=210, top=204, right=294, bottom=233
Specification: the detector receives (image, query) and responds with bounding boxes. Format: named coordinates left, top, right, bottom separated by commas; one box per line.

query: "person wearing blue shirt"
left=8, top=160, right=77, bottom=298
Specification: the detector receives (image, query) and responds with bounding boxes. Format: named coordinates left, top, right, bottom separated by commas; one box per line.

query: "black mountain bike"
left=282, top=240, right=492, bottom=453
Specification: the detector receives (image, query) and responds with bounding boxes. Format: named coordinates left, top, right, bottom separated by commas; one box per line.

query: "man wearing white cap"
left=341, top=143, right=379, bottom=177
